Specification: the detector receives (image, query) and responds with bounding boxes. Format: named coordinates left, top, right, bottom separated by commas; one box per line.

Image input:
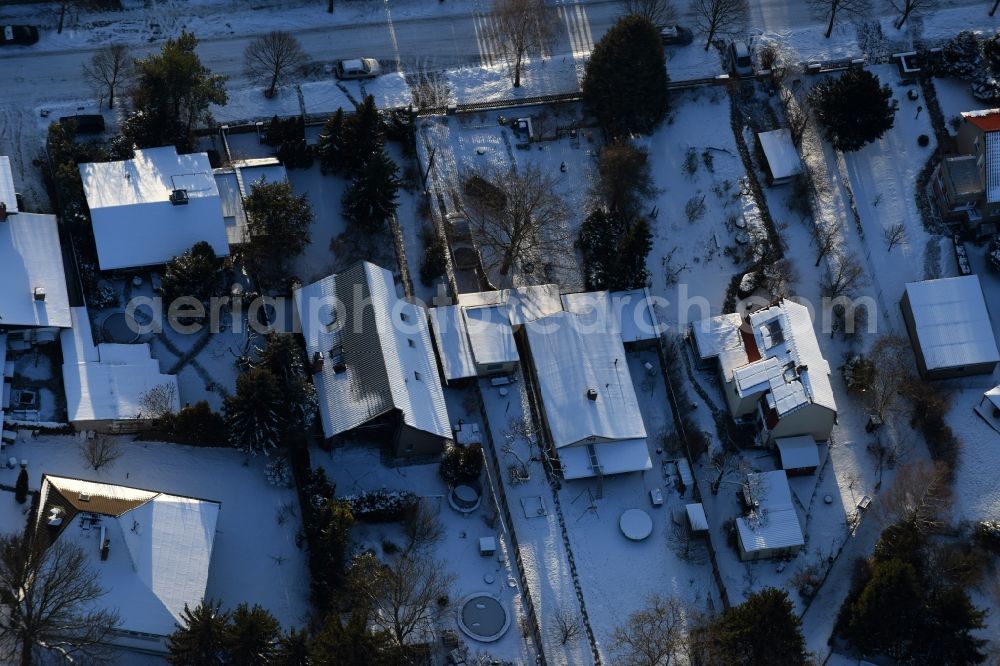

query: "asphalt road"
left=0, top=0, right=992, bottom=104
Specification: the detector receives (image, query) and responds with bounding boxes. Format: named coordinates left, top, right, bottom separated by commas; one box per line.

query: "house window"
left=414, top=371, right=422, bottom=381
left=408, top=339, right=416, bottom=348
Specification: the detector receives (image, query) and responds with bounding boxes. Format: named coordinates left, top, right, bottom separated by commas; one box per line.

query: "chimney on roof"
left=33, top=287, right=45, bottom=302
left=169, top=189, right=189, bottom=206
left=310, top=351, right=324, bottom=375
left=586, top=388, right=599, bottom=401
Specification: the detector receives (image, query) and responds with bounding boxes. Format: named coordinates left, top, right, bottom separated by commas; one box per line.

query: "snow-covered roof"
left=699, top=301, right=836, bottom=417
left=745, top=301, right=837, bottom=415
left=757, top=129, right=803, bottom=181
left=736, top=470, right=804, bottom=554
left=691, top=312, right=750, bottom=373
left=561, top=288, right=662, bottom=345
left=213, top=158, right=287, bottom=246
left=38, top=475, right=219, bottom=638
left=60, top=307, right=180, bottom=422
left=464, top=306, right=519, bottom=367
left=0, top=156, right=17, bottom=214
left=293, top=262, right=450, bottom=441
left=0, top=212, right=71, bottom=328
left=80, top=146, right=230, bottom=270
left=776, top=435, right=820, bottom=471
left=524, top=311, right=651, bottom=478
left=686, top=503, right=709, bottom=531
left=904, top=275, right=1000, bottom=371
left=985, top=130, right=1000, bottom=204
left=942, top=155, right=983, bottom=197
left=457, top=284, right=563, bottom=326
left=557, top=438, right=651, bottom=480
left=985, top=385, right=1000, bottom=410
left=428, top=305, right=477, bottom=382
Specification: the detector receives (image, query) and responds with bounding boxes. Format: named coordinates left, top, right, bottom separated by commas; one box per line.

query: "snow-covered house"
left=293, top=262, right=451, bottom=456
left=691, top=300, right=837, bottom=444
left=933, top=109, right=1000, bottom=237
left=523, top=311, right=652, bottom=480
left=0, top=157, right=72, bottom=344
left=79, top=146, right=230, bottom=270
left=35, top=474, right=219, bottom=654
left=901, top=275, right=1000, bottom=379
left=756, top=129, right=803, bottom=186
left=61, top=307, right=180, bottom=433
left=736, top=470, right=804, bottom=561
left=428, top=304, right=520, bottom=383
left=213, top=156, right=288, bottom=247
left=560, top=287, right=662, bottom=349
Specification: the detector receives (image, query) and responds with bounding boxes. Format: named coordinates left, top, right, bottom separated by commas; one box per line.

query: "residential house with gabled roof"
left=79, top=146, right=230, bottom=270
left=692, top=300, right=837, bottom=444
left=523, top=310, right=652, bottom=480
left=34, top=474, right=219, bottom=654
left=293, top=262, right=451, bottom=456
left=933, top=109, right=1000, bottom=237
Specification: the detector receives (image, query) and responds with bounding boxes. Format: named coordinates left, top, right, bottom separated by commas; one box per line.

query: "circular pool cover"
left=457, top=594, right=510, bottom=642
left=101, top=311, right=140, bottom=343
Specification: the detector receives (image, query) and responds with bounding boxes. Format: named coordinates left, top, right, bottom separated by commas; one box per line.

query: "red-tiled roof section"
left=740, top=324, right=761, bottom=363
left=964, top=110, right=1000, bottom=133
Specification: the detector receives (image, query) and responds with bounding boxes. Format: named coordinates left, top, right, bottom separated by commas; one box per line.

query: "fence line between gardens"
left=654, top=334, right=731, bottom=612
left=513, top=332, right=603, bottom=666
left=475, top=386, right=548, bottom=666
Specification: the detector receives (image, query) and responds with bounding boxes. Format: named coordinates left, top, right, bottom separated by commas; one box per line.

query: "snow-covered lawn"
left=311, top=444, right=535, bottom=665
left=417, top=106, right=596, bottom=291
left=559, top=351, right=721, bottom=656
left=934, top=76, right=982, bottom=134
left=0, top=435, right=310, bottom=629
left=642, top=87, right=759, bottom=329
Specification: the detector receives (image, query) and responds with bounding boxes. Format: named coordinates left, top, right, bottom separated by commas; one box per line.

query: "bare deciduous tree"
left=464, top=165, right=572, bottom=284
left=761, top=257, right=799, bottom=299
left=865, top=334, right=914, bottom=421
left=610, top=594, right=689, bottom=666
left=352, top=549, right=455, bottom=648
left=402, top=501, right=445, bottom=554
left=551, top=608, right=584, bottom=645
left=79, top=435, right=123, bottom=472
left=884, top=222, right=907, bottom=252
left=0, top=533, right=120, bottom=666
left=82, top=44, right=131, bottom=110
left=877, top=460, right=953, bottom=532
left=808, top=0, right=872, bottom=38
left=244, top=31, right=307, bottom=98
left=620, top=0, right=677, bottom=26
left=138, top=382, right=177, bottom=420
left=492, top=0, right=554, bottom=88
left=889, top=0, right=937, bottom=28
left=822, top=251, right=867, bottom=299
left=692, top=0, right=749, bottom=50
left=811, top=221, right=839, bottom=267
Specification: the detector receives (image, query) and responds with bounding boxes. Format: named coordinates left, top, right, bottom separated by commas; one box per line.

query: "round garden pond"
left=101, top=311, right=140, bottom=343
left=457, top=594, right=510, bottom=643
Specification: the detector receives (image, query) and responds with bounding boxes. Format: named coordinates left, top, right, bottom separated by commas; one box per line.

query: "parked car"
left=727, top=40, right=753, bottom=77
left=335, top=58, right=381, bottom=80
left=446, top=213, right=481, bottom=271
left=0, top=25, right=38, bottom=46
left=58, top=114, right=106, bottom=134
left=659, top=25, right=692, bottom=46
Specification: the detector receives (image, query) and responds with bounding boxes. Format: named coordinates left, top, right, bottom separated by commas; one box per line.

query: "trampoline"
left=101, top=311, right=140, bottom=343
left=457, top=594, right=510, bottom=643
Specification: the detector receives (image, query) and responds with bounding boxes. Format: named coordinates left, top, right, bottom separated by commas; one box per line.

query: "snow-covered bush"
left=343, top=489, right=418, bottom=523
left=265, top=456, right=292, bottom=488
left=973, top=520, right=1000, bottom=555
left=439, top=444, right=484, bottom=486
left=842, top=354, right=876, bottom=393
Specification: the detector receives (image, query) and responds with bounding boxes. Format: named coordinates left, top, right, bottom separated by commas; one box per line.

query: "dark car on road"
left=0, top=25, right=39, bottom=46
left=659, top=25, right=693, bottom=46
